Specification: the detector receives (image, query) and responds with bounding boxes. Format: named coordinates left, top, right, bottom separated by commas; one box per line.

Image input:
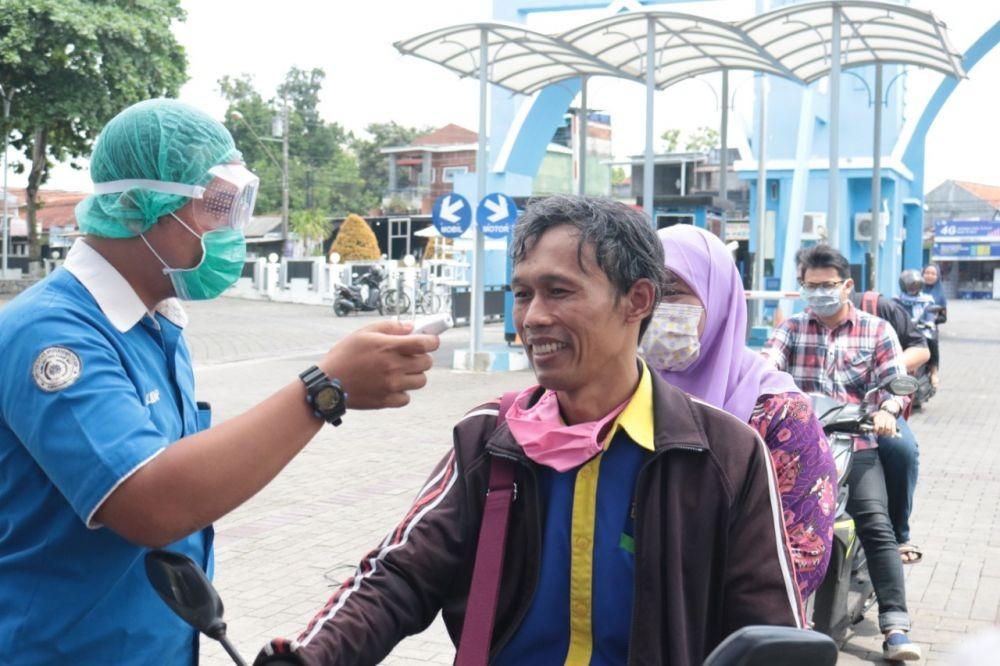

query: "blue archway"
left=488, top=0, right=712, bottom=192
left=899, top=20, right=1000, bottom=269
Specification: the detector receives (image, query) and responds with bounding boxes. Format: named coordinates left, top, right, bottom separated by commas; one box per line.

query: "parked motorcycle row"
left=332, top=267, right=447, bottom=318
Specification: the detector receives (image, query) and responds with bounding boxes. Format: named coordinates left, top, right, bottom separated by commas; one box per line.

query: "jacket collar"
left=487, top=359, right=711, bottom=460
left=63, top=238, right=188, bottom=332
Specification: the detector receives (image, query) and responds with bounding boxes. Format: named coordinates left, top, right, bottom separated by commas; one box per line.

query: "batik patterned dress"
left=750, top=392, right=837, bottom=599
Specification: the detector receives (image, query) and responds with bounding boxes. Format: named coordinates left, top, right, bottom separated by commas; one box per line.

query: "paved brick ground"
left=185, top=300, right=517, bottom=665
left=836, top=299, right=1000, bottom=665
left=184, top=298, right=1000, bottom=665
left=9, top=291, right=993, bottom=664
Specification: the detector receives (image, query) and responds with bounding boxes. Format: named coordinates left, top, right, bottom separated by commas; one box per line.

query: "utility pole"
left=281, top=94, right=290, bottom=256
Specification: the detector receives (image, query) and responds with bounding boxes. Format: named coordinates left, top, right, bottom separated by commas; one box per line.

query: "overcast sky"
left=8, top=0, right=999, bottom=194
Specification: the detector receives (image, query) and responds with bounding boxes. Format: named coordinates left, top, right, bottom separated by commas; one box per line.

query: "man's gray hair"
left=511, top=195, right=665, bottom=337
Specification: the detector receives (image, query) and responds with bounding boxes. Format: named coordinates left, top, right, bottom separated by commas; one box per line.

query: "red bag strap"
left=861, top=290, right=879, bottom=316
left=455, top=392, right=519, bottom=666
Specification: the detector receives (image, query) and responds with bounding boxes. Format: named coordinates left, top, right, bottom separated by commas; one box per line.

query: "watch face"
left=315, top=386, right=340, bottom=411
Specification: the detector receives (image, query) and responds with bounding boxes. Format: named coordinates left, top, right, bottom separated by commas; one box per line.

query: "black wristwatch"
left=299, top=366, right=347, bottom=426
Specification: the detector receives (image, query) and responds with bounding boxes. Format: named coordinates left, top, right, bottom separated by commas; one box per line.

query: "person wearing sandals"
left=849, top=287, right=930, bottom=567
left=764, top=244, right=922, bottom=662
left=644, top=225, right=837, bottom=600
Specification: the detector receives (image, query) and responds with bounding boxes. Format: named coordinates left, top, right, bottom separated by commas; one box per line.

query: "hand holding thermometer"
left=410, top=313, right=454, bottom=336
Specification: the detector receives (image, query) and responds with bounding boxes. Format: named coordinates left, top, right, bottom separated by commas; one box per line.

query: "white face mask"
left=639, top=302, right=703, bottom=372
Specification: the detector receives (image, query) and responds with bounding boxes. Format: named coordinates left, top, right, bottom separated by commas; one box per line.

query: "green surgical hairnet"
left=75, top=98, right=242, bottom=238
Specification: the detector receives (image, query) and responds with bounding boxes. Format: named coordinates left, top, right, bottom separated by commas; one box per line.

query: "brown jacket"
left=257, top=371, right=803, bottom=666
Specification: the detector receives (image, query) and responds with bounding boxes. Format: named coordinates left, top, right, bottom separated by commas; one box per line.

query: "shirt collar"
left=608, top=361, right=656, bottom=452
left=63, top=239, right=188, bottom=332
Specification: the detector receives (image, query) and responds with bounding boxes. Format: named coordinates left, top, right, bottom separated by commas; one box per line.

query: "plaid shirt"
left=762, top=302, right=907, bottom=451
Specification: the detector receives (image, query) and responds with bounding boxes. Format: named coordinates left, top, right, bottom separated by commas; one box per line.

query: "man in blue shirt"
left=0, top=99, right=438, bottom=664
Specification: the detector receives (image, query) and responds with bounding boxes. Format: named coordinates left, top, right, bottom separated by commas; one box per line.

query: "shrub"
left=330, top=213, right=381, bottom=261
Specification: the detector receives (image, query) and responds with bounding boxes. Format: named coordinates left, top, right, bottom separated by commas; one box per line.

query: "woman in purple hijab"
left=640, top=225, right=836, bottom=599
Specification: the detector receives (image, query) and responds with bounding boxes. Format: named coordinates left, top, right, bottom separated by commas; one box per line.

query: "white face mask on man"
left=639, top=302, right=704, bottom=372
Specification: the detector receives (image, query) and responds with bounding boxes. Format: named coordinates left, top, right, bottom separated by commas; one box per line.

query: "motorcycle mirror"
left=145, top=550, right=225, bottom=637
left=145, top=550, right=248, bottom=665
left=702, top=625, right=837, bottom=666
left=887, top=374, right=919, bottom=397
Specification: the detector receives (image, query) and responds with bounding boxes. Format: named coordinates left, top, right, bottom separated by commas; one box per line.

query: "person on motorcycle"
left=763, top=244, right=920, bottom=662
left=257, top=196, right=804, bottom=666
left=849, top=288, right=930, bottom=565
left=921, top=264, right=948, bottom=320
left=0, top=99, right=439, bottom=664
left=899, top=269, right=942, bottom=390
left=645, top=225, right=836, bottom=600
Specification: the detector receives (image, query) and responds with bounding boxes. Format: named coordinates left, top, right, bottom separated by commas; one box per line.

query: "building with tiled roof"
left=925, top=179, right=1000, bottom=300
left=379, top=112, right=614, bottom=215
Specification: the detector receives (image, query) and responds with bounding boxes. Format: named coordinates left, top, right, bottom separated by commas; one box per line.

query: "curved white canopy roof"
left=741, top=1, right=965, bottom=83
left=560, top=11, right=801, bottom=89
left=395, top=3, right=963, bottom=97
left=393, top=22, right=641, bottom=96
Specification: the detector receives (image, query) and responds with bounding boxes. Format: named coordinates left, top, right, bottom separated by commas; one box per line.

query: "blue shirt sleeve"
left=0, top=309, right=170, bottom=527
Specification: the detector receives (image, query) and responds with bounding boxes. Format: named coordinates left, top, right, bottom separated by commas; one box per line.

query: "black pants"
left=928, top=337, right=940, bottom=370
left=847, top=449, right=911, bottom=632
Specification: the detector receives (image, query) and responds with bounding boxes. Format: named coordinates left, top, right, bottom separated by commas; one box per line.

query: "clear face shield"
left=92, top=163, right=260, bottom=231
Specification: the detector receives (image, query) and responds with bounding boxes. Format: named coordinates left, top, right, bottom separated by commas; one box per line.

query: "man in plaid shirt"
left=764, top=244, right=919, bottom=662
left=763, top=296, right=908, bottom=452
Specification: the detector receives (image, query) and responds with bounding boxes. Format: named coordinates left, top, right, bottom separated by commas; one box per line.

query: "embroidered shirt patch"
left=32, top=346, right=83, bottom=393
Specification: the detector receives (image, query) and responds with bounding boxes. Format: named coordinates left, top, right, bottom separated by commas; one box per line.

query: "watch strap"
left=299, top=365, right=327, bottom=389
left=299, top=365, right=346, bottom=426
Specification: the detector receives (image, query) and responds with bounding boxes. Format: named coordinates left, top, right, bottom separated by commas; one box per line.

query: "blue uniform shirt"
left=0, top=240, right=212, bottom=664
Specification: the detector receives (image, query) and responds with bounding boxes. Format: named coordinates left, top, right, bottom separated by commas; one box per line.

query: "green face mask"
left=142, top=213, right=247, bottom=301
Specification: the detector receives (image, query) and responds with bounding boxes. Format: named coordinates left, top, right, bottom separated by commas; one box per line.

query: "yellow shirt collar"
left=607, top=361, right=656, bottom=452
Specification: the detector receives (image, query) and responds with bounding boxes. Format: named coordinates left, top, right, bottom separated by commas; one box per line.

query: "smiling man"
left=258, top=196, right=803, bottom=666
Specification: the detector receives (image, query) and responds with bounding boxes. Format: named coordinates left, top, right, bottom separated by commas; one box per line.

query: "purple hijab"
left=656, top=225, right=800, bottom=422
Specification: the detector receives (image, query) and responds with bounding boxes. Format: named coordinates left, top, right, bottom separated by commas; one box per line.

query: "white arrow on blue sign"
left=476, top=193, right=518, bottom=239
left=432, top=193, right=472, bottom=238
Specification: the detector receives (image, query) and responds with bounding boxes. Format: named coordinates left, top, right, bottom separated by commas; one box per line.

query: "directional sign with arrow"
left=432, top=193, right=472, bottom=239
left=476, top=192, right=518, bottom=239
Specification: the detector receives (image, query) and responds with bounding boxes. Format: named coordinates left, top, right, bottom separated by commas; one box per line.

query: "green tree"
left=220, top=68, right=370, bottom=220
left=219, top=74, right=282, bottom=210
left=685, top=126, right=720, bottom=153
left=352, top=122, right=427, bottom=211
left=611, top=166, right=628, bottom=186
left=290, top=208, right=331, bottom=256
left=0, top=0, right=188, bottom=258
left=660, top=128, right=680, bottom=152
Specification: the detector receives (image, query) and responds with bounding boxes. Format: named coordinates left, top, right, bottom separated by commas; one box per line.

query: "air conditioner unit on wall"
left=803, top=212, right=827, bottom=240
left=854, top=212, right=889, bottom=242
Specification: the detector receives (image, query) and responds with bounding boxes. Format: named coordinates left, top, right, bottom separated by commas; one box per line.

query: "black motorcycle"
left=145, top=550, right=837, bottom=666
left=910, top=303, right=942, bottom=410
left=333, top=267, right=385, bottom=317
left=809, top=374, right=919, bottom=642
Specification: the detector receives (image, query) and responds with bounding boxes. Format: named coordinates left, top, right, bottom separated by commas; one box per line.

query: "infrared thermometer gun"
left=410, top=313, right=454, bottom=336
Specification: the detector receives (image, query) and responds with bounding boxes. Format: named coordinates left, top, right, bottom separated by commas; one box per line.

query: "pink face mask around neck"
left=504, top=385, right=629, bottom=473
